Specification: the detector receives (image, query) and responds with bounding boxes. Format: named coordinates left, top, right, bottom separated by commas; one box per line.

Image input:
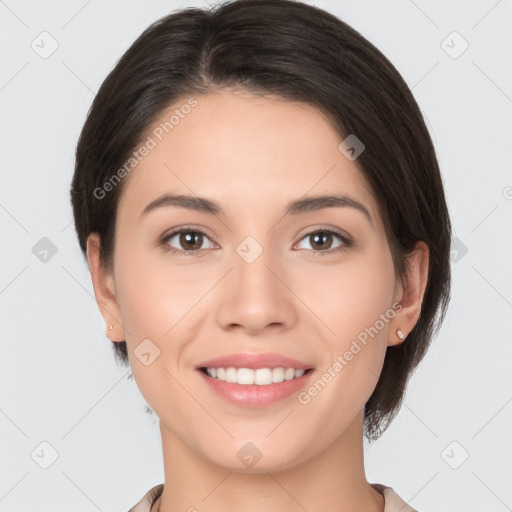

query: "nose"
left=216, top=242, right=298, bottom=335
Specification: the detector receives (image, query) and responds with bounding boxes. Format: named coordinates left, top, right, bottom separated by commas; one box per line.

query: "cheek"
left=112, top=238, right=205, bottom=340
left=295, top=250, right=395, bottom=402
left=293, top=249, right=396, bottom=341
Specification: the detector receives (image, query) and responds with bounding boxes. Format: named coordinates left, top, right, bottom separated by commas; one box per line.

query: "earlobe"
left=389, top=241, right=429, bottom=347
left=86, top=233, right=125, bottom=342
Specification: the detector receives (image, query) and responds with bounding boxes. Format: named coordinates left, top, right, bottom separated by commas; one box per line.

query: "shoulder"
left=127, top=483, right=164, bottom=512
left=371, top=483, right=420, bottom=512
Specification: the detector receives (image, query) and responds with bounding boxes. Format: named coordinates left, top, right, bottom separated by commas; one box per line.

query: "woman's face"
left=88, top=88, right=409, bottom=472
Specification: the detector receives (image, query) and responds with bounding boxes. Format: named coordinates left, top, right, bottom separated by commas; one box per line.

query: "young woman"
left=70, top=1, right=451, bottom=510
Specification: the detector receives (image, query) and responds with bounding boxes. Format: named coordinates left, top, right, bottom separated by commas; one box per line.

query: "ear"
left=389, top=241, right=429, bottom=347
left=86, top=233, right=126, bottom=342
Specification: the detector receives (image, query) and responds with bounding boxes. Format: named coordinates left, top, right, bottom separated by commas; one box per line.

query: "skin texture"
left=86, top=88, right=429, bottom=512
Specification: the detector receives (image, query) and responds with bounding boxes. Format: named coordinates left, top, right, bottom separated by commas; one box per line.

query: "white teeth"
left=284, top=368, right=296, bottom=380
left=204, top=367, right=307, bottom=385
left=225, top=367, right=238, bottom=383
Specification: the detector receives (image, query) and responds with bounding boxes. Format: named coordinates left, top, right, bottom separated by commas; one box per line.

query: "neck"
left=156, top=412, right=384, bottom=512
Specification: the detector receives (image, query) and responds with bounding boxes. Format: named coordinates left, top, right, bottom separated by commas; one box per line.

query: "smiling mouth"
left=199, top=367, right=314, bottom=386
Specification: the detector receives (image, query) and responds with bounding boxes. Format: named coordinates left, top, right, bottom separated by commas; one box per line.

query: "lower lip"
left=198, top=369, right=315, bottom=408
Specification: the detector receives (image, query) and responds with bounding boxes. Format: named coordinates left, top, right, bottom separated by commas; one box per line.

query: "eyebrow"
left=139, top=193, right=373, bottom=226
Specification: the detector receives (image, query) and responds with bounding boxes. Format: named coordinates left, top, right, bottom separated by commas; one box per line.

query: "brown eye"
left=163, top=229, right=215, bottom=253
left=295, top=229, right=352, bottom=253
left=309, top=232, right=335, bottom=250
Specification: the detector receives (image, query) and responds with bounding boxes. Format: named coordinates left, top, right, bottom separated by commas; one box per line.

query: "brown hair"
left=70, top=0, right=451, bottom=441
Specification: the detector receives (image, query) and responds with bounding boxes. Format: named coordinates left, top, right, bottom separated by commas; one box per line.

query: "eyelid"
left=295, top=225, right=352, bottom=243
left=160, top=224, right=216, bottom=243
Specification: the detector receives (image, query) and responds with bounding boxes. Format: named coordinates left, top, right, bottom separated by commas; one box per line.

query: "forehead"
left=117, top=89, right=383, bottom=233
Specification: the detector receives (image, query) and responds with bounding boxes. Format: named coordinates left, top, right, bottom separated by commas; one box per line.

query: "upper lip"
left=196, top=352, right=314, bottom=370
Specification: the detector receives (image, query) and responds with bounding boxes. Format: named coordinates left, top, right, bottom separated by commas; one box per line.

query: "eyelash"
left=160, top=227, right=353, bottom=257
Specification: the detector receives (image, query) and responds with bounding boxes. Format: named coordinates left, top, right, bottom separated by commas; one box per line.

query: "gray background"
left=1, top=0, right=511, bottom=511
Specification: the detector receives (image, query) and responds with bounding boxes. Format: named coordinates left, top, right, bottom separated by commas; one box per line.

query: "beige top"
left=127, top=483, right=419, bottom=511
